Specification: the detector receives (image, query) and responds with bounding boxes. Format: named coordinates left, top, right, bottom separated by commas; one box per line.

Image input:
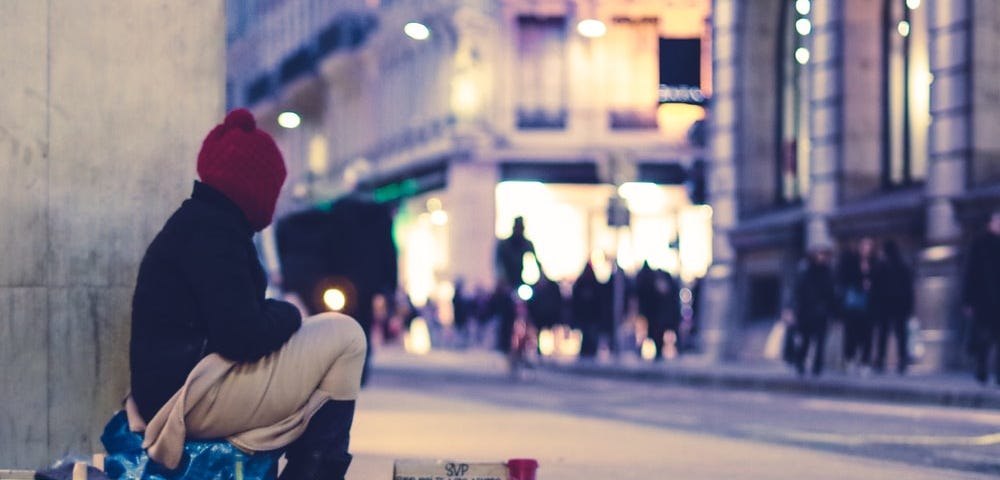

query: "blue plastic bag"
left=100, top=410, right=283, bottom=480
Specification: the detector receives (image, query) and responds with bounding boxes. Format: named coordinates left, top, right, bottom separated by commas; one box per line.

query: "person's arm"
left=183, top=229, right=302, bottom=363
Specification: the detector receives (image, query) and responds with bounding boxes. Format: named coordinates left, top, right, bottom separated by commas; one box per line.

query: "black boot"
left=279, top=400, right=355, bottom=480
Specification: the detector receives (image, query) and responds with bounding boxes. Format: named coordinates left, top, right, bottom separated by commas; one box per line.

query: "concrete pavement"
left=370, top=346, right=1000, bottom=410
left=350, top=348, right=1000, bottom=479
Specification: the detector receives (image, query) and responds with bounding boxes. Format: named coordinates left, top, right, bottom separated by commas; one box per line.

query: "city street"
left=346, top=349, right=1000, bottom=479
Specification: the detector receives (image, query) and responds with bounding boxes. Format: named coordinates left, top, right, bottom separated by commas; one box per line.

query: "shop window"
left=775, top=0, right=811, bottom=205
left=882, top=0, right=929, bottom=188
left=515, top=16, right=568, bottom=130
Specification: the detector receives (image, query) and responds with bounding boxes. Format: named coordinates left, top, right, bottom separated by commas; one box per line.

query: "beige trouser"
left=137, top=312, right=367, bottom=469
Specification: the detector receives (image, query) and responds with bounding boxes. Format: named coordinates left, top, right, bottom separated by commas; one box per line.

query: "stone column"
left=701, top=0, right=742, bottom=361
left=917, top=0, right=973, bottom=369
left=805, top=0, right=842, bottom=250
left=445, top=160, right=498, bottom=291
left=0, top=0, right=224, bottom=467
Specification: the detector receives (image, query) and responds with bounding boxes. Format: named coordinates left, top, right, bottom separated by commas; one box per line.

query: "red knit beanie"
left=197, top=109, right=286, bottom=231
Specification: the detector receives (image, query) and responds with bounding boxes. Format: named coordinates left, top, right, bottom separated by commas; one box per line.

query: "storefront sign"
left=658, top=84, right=706, bottom=105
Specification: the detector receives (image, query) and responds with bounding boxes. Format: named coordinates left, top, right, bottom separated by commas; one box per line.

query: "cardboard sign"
left=392, top=459, right=508, bottom=480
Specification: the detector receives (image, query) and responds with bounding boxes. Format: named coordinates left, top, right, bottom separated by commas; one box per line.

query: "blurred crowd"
left=365, top=216, right=703, bottom=370
left=788, top=208, right=1000, bottom=385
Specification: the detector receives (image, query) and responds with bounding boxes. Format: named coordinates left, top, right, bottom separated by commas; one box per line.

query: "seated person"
left=128, top=109, right=365, bottom=480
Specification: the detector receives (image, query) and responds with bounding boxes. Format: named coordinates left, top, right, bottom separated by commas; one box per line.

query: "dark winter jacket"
left=793, top=258, right=837, bottom=330
left=962, top=232, right=1000, bottom=324
left=130, top=181, right=302, bottom=422
left=571, top=264, right=607, bottom=331
left=871, top=258, right=914, bottom=319
left=527, top=275, right=564, bottom=329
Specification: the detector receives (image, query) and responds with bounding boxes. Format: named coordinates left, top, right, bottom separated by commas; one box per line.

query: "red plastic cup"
left=507, top=458, right=539, bottom=480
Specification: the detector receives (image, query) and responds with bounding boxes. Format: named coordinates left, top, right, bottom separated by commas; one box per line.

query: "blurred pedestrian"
left=572, top=262, right=605, bottom=359
left=961, top=209, right=1000, bottom=385
left=791, top=244, right=837, bottom=376
left=489, top=279, right=518, bottom=355
left=495, top=216, right=539, bottom=288
left=527, top=269, right=564, bottom=336
left=634, top=261, right=680, bottom=360
left=602, top=261, right=630, bottom=357
left=452, top=277, right=473, bottom=347
left=128, top=109, right=364, bottom=478
left=871, top=239, right=915, bottom=374
left=837, top=236, right=877, bottom=374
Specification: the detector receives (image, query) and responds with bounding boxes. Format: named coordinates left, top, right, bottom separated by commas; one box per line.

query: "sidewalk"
left=372, top=346, right=1000, bottom=410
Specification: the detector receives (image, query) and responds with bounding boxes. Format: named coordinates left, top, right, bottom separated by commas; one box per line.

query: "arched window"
left=776, top=0, right=811, bottom=204
left=882, top=0, right=929, bottom=188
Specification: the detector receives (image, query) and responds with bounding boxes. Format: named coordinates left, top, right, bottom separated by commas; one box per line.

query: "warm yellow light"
left=538, top=329, right=556, bottom=356
left=521, top=252, right=540, bottom=285
left=640, top=338, right=658, bottom=361
left=657, top=103, right=706, bottom=145
left=430, top=210, right=448, bottom=226
left=404, top=22, right=430, bottom=40
left=576, top=19, right=607, bottom=38
left=323, top=288, right=346, bottom=311
left=678, top=205, right=714, bottom=283
left=277, top=111, right=301, bottom=129
left=618, top=182, right=667, bottom=214
left=558, top=326, right=583, bottom=356
left=404, top=317, right=432, bottom=355
left=450, top=76, right=479, bottom=116
left=307, top=135, right=328, bottom=175
left=426, top=197, right=442, bottom=211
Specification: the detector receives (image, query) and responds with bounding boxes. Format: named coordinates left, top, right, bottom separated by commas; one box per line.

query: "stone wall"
left=0, top=0, right=224, bottom=468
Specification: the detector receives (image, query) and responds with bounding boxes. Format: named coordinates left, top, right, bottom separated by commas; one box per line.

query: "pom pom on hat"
left=223, top=108, right=257, bottom=131
left=197, top=109, right=286, bottom=231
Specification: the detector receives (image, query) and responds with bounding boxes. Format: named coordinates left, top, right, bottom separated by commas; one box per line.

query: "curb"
left=544, top=362, right=1000, bottom=410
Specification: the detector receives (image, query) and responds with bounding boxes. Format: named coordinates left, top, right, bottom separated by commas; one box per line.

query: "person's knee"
left=305, top=312, right=368, bottom=356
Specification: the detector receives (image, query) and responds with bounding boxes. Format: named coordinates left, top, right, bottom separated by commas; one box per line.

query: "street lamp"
left=277, top=111, right=301, bottom=129
left=404, top=22, right=430, bottom=40
left=577, top=18, right=606, bottom=38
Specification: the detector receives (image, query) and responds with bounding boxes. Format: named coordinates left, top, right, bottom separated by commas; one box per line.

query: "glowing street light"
left=796, top=18, right=812, bottom=36
left=795, top=0, right=811, bottom=15
left=404, top=22, right=430, bottom=40
left=795, top=47, right=810, bottom=65
left=576, top=19, right=606, bottom=38
left=277, top=111, right=301, bottom=129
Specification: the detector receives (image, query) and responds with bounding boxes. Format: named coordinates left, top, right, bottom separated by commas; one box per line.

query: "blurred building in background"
left=227, top=0, right=1000, bottom=372
left=226, top=0, right=713, bottom=313
left=707, top=0, right=1000, bottom=370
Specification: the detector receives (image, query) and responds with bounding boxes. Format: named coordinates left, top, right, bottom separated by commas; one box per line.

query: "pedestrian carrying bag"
left=843, top=286, right=868, bottom=312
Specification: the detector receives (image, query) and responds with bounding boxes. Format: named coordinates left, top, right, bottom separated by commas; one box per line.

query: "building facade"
left=707, top=0, right=1000, bottom=370
left=227, top=0, right=713, bottom=315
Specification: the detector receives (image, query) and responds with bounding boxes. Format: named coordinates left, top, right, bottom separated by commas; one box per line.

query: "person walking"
left=871, top=239, right=915, bottom=374
left=791, top=244, right=838, bottom=377
left=572, top=262, right=605, bottom=359
left=837, top=236, right=877, bottom=374
left=127, top=109, right=366, bottom=479
left=495, top=216, right=539, bottom=288
left=634, top=262, right=681, bottom=360
left=527, top=269, right=564, bottom=337
left=961, top=209, right=1000, bottom=385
